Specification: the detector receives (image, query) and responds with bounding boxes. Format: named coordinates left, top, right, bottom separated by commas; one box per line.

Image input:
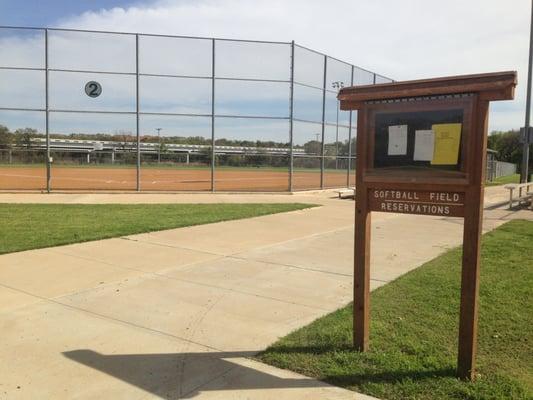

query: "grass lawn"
left=486, top=174, right=520, bottom=186
left=0, top=203, right=315, bottom=255
left=258, top=220, right=533, bottom=400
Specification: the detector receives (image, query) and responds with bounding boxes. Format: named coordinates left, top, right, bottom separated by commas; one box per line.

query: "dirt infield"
left=0, top=166, right=351, bottom=191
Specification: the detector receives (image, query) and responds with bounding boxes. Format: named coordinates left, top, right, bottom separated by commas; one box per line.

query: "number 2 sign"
left=85, top=81, right=102, bottom=98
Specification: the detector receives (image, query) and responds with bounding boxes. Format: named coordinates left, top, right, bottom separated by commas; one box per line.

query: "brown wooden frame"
left=338, top=71, right=517, bottom=380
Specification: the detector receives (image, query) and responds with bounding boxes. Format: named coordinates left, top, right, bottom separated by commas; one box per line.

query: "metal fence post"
left=289, top=41, right=295, bottom=192
left=135, top=34, right=141, bottom=191
left=320, top=55, right=327, bottom=189
left=45, top=28, right=51, bottom=193
left=211, top=38, right=216, bottom=192
left=347, top=65, right=354, bottom=187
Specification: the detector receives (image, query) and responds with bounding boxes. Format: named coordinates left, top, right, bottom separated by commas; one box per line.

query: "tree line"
left=0, top=125, right=355, bottom=157
left=0, top=126, right=42, bottom=149
left=488, top=130, right=531, bottom=169
left=5, top=125, right=528, bottom=167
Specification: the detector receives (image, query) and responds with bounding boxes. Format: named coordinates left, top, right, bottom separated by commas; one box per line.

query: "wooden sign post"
left=338, top=72, right=517, bottom=380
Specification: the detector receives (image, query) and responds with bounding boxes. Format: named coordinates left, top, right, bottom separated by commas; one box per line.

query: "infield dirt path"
left=0, top=166, right=352, bottom=191
left=0, top=187, right=527, bottom=399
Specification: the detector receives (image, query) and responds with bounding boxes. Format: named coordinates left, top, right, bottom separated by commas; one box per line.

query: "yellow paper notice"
left=431, top=123, right=462, bottom=165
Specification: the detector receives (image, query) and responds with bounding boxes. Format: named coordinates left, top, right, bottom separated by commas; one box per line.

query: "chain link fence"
left=0, top=26, right=392, bottom=191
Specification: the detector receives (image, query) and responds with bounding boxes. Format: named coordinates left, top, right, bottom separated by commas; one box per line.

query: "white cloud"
left=55, top=0, right=530, bottom=131
left=0, top=0, right=528, bottom=135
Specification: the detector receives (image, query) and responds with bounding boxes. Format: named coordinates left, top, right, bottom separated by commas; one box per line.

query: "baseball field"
left=0, top=165, right=355, bottom=191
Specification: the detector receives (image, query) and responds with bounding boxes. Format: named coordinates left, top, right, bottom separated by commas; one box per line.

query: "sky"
left=0, top=0, right=530, bottom=134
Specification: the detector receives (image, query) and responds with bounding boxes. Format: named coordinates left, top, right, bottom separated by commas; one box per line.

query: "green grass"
left=0, top=203, right=315, bottom=255
left=258, top=220, right=533, bottom=400
left=486, top=174, right=520, bottom=186
left=0, top=163, right=46, bottom=168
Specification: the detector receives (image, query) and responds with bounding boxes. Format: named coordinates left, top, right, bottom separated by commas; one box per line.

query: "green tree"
left=0, top=125, right=12, bottom=149
left=14, top=128, right=38, bottom=149
left=303, top=140, right=322, bottom=155
left=488, top=130, right=531, bottom=169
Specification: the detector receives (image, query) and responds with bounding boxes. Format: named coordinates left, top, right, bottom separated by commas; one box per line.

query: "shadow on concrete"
left=63, top=349, right=330, bottom=399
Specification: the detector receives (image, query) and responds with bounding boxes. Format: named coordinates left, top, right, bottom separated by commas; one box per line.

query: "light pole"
left=521, top=0, right=533, bottom=183
left=332, top=81, right=344, bottom=169
left=156, top=128, right=162, bottom=164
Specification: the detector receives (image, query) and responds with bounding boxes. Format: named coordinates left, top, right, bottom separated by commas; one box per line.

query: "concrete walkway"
left=0, top=187, right=529, bottom=399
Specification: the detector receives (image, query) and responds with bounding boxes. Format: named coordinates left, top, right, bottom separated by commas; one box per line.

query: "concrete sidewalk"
left=0, top=187, right=529, bottom=399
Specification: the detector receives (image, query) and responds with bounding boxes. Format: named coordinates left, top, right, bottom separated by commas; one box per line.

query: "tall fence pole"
left=320, top=55, right=327, bottom=189
left=521, top=0, right=533, bottom=183
left=45, top=28, right=51, bottom=193
left=289, top=41, right=295, bottom=192
left=211, top=38, right=216, bottom=192
left=347, top=65, right=355, bottom=187
left=135, top=34, right=141, bottom=191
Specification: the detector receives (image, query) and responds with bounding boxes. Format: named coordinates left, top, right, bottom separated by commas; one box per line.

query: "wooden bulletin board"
left=338, top=71, right=517, bottom=380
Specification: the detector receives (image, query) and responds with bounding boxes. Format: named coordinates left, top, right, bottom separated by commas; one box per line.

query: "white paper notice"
left=413, top=129, right=435, bottom=161
left=387, top=125, right=408, bottom=155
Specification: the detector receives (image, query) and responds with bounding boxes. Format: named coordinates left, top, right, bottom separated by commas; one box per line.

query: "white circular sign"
left=85, top=81, right=102, bottom=98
